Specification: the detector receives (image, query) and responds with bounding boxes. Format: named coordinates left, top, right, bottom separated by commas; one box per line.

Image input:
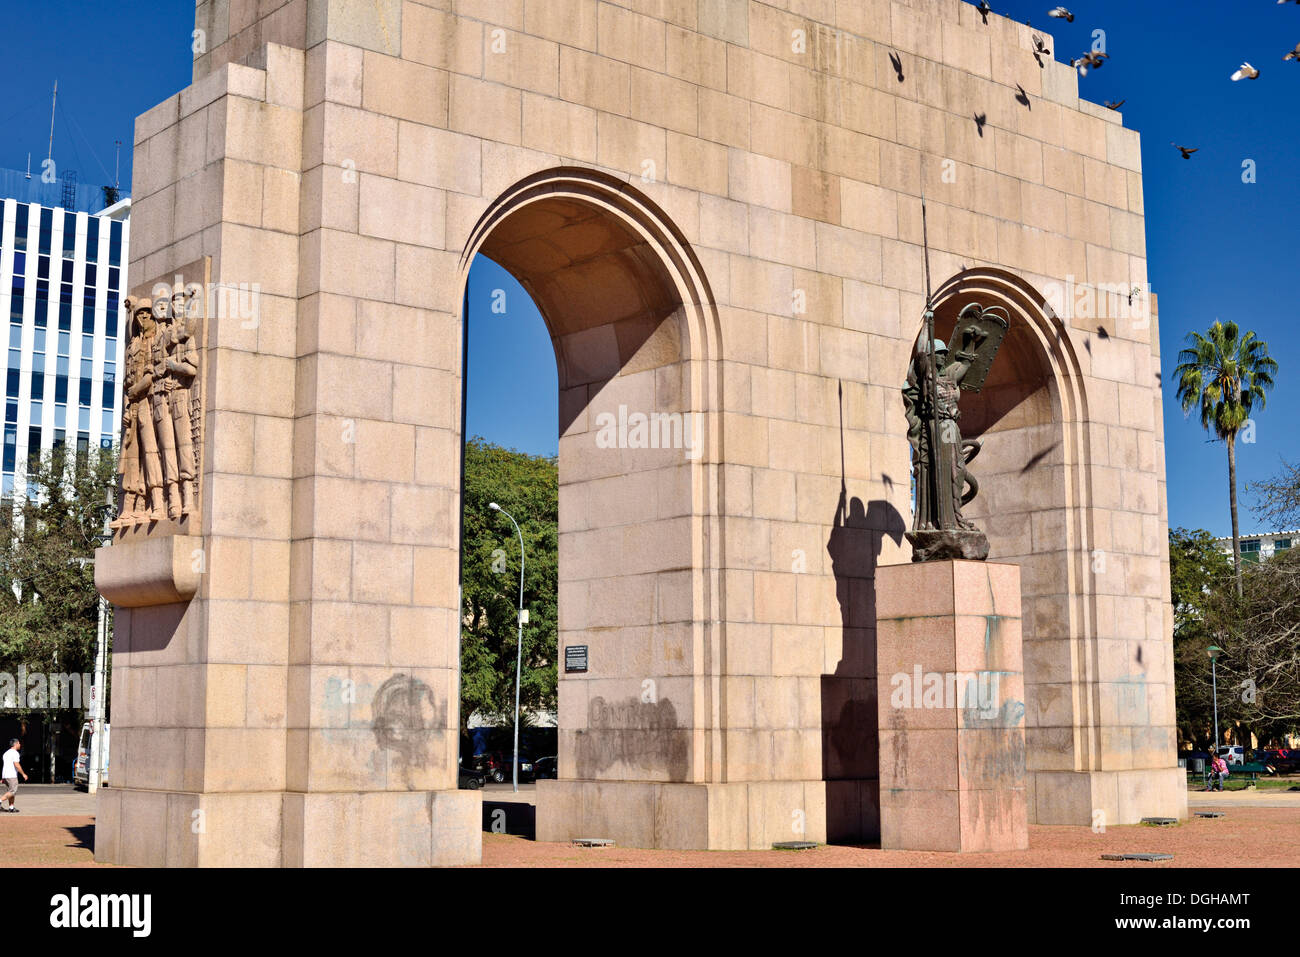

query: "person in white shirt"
left=1, top=740, right=27, bottom=812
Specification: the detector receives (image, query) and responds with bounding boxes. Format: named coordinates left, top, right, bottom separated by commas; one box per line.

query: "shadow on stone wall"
left=823, top=381, right=905, bottom=843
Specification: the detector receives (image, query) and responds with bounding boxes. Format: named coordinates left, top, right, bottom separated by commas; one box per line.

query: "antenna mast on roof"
left=114, top=140, right=121, bottom=189
left=47, top=80, right=58, bottom=167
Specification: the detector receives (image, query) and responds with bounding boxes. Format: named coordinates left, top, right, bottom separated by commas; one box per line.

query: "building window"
left=1275, top=539, right=1291, bottom=552
left=38, top=209, right=52, bottom=255
left=1241, top=539, right=1262, bottom=563
left=62, top=215, right=77, bottom=257
left=84, top=218, right=98, bottom=262
left=109, top=220, right=122, bottom=267
left=13, top=204, right=28, bottom=252
left=26, top=427, right=41, bottom=473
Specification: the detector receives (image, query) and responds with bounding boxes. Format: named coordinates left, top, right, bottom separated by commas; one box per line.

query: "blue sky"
left=5, top=0, right=1296, bottom=536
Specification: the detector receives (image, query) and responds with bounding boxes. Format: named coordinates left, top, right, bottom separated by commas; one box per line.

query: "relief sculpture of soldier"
left=162, top=287, right=199, bottom=518
left=112, top=288, right=201, bottom=528
left=113, top=298, right=163, bottom=526
left=903, top=302, right=1009, bottom=562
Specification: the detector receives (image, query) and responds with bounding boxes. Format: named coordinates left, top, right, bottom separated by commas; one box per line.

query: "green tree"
left=1168, top=527, right=1234, bottom=749
left=1201, top=546, right=1300, bottom=745
left=1247, top=458, right=1300, bottom=530
left=458, top=437, right=557, bottom=737
left=0, top=445, right=116, bottom=780
left=1173, top=320, right=1277, bottom=596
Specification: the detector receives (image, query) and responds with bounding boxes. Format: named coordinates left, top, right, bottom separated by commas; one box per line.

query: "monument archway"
left=457, top=169, right=728, bottom=803
left=95, top=0, right=1186, bottom=865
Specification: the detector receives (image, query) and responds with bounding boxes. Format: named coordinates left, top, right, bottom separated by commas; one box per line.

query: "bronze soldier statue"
left=903, top=302, right=1008, bottom=562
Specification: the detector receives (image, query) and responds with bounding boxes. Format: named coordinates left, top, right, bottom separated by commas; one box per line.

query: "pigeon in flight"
left=1072, top=51, right=1109, bottom=75
left=1284, top=43, right=1300, bottom=61
left=977, top=0, right=992, bottom=21
left=1049, top=6, right=1074, bottom=22
left=1033, top=34, right=1051, bottom=56
left=1104, top=99, right=1126, bottom=110
left=890, top=50, right=905, bottom=81
left=1231, top=62, right=1260, bottom=81
left=974, top=112, right=988, bottom=136
left=1172, top=143, right=1198, bottom=160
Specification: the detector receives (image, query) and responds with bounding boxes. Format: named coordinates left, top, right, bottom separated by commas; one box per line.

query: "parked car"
left=1219, top=746, right=1245, bottom=765
left=533, top=756, right=558, bottom=780
left=483, top=751, right=535, bottom=783
left=458, top=765, right=486, bottom=790
left=72, top=721, right=109, bottom=790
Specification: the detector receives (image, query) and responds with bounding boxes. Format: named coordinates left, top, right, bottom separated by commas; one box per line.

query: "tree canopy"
left=459, top=437, right=557, bottom=732
left=0, top=445, right=115, bottom=707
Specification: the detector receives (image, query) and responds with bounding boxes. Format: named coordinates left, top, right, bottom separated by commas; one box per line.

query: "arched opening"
left=924, top=269, right=1100, bottom=797
left=456, top=170, right=722, bottom=804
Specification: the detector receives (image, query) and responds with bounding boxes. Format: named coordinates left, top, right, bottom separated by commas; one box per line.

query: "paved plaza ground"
left=1, top=784, right=1295, bottom=868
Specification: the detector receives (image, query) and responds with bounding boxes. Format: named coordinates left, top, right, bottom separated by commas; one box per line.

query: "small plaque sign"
left=564, top=645, right=588, bottom=673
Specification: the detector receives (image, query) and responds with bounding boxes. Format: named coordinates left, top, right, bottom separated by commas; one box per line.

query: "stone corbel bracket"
left=95, top=534, right=204, bottom=607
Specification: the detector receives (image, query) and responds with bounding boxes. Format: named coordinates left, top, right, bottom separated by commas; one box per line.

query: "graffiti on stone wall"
left=574, top=695, right=689, bottom=782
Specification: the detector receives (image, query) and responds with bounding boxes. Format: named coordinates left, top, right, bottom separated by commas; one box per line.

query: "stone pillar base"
left=95, top=788, right=481, bottom=867
left=537, top=779, right=865, bottom=849
left=1030, top=767, right=1188, bottom=826
left=876, top=560, right=1029, bottom=852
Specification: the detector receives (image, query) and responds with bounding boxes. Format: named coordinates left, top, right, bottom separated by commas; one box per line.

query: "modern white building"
left=0, top=173, right=129, bottom=498
left=1214, top=530, right=1296, bottom=565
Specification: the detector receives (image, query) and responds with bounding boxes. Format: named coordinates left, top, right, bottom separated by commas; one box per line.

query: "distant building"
left=0, top=172, right=129, bottom=497
left=1214, top=530, right=1296, bottom=565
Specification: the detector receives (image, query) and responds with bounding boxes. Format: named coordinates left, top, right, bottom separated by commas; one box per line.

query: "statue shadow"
left=822, top=490, right=905, bottom=846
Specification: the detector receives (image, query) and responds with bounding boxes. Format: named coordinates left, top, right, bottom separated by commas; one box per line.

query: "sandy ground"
left=3, top=804, right=1295, bottom=868
left=477, top=807, right=1300, bottom=867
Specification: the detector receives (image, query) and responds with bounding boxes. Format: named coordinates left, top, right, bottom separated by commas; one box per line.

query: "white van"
left=72, top=721, right=109, bottom=789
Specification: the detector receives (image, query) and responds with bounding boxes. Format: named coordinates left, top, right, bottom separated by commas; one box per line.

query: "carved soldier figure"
left=163, top=287, right=199, bottom=517
left=148, top=298, right=184, bottom=521
left=903, top=302, right=1009, bottom=562
left=116, top=298, right=165, bottom=523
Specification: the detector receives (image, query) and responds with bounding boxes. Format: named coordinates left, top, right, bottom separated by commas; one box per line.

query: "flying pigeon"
left=1032, top=34, right=1050, bottom=56
left=1072, top=51, right=1109, bottom=75
left=1285, top=43, right=1300, bottom=61
left=977, top=0, right=992, bottom=17
left=1048, top=6, right=1074, bottom=22
left=1231, top=62, right=1260, bottom=81
left=1104, top=99, right=1126, bottom=110
left=974, top=112, right=987, bottom=136
left=1172, top=143, right=1198, bottom=159
left=889, top=50, right=904, bottom=81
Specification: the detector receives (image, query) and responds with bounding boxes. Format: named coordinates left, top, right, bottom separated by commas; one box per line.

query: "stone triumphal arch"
left=94, top=0, right=1184, bottom=865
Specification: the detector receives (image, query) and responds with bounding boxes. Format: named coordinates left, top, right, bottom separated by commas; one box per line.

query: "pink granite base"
left=876, top=560, right=1028, bottom=852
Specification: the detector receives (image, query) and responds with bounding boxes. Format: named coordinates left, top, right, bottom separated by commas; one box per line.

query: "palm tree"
left=1173, top=320, right=1277, bottom=597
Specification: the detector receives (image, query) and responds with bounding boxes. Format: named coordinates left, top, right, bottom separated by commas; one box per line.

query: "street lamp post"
left=70, top=553, right=109, bottom=793
left=88, top=594, right=108, bottom=793
left=1208, top=644, right=1224, bottom=760
left=489, top=503, right=526, bottom=793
